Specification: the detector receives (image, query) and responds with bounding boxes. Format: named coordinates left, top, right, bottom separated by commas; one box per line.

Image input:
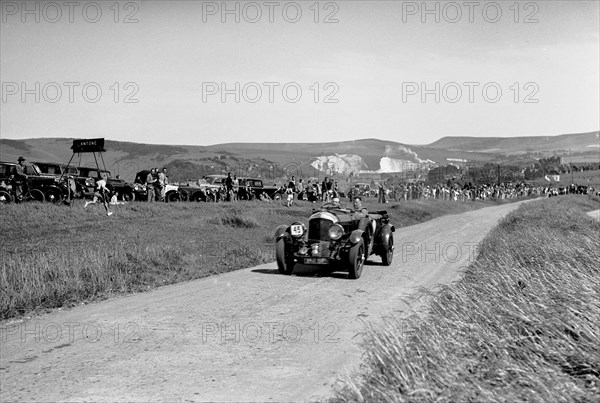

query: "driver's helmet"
left=332, top=197, right=340, bottom=206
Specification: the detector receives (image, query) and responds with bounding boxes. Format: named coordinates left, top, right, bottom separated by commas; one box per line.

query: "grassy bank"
left=334, top=195, right=600, bottom=402
left=1, top=197, right=528, bottom=320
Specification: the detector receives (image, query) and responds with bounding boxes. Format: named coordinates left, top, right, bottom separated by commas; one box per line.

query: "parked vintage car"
left=33, top=161, right=78, bottom=202
left=181, top=175, right=226, bottom=202
left=132, top=170, right=182, bottom=202
left=274, top=203, right=395, bottom=279
left=237, top=178, right=282, bottom=200
left=77, top=167, right=135, bottom=201
left=0, top=161, right=67, bottom=203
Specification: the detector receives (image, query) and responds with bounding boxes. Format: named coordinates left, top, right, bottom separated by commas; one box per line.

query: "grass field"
left=333, top=194, right=600, bottom=402
left=0, top=197, right=530, bottom=320
left=527, top=169, right=600, bottom=189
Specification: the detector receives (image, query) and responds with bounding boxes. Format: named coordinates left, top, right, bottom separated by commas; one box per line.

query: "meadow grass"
left=1, top=196, right=534, bottom=320
left=333, top=195, right=600, bottom=402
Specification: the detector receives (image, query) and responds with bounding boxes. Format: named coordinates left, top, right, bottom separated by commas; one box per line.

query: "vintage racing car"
left=274, top=203, right=395, bottom=279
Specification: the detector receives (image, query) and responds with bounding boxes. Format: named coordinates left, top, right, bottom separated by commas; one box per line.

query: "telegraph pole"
left=497, top=164, right=501, bottom=185
left=571, top=163, right=574, bottom=184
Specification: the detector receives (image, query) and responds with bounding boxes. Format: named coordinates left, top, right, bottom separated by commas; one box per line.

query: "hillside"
left=0, top=132, right=597, bottom=181
left=426, top=131, right=599, bottom=155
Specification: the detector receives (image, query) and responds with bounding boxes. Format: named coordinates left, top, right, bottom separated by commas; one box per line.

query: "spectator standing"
left=232, top=175, right=239, bottom=201
left=11, top=156, right=29, bottom=201
left=378, top=183, right=387, bottom=203
left=225, top=172, right=233, bottom=202
left=321, top=177, right=328, bottom=201
left=285, top=185, right=294, bottom=207
left=152, top=167, right=161, bottom=201
left=158, top=167, right=167, bottom=202
left=146, top=168, right=156, bottom=202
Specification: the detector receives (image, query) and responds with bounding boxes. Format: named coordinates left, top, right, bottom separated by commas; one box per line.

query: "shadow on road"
left=251, top=260, right=386, bottom=279
left=252, top=265, right=349, bottom=279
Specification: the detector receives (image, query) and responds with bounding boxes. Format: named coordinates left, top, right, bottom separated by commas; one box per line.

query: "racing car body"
left=274, top=204, right=395, bottom=279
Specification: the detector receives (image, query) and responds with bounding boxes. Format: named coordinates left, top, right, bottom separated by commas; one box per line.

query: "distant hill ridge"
left=1, top=132, right=597, bottom=180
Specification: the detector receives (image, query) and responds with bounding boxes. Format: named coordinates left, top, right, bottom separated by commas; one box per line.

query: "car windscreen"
left=27, top=164, right=42, bottom=175
left=0, top=164, right=12, bottom=177
left=36, top=164, right=62, bottom=175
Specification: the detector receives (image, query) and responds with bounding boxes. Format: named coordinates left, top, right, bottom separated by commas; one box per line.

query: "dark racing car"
left=274, top=201, right=395, bottom=279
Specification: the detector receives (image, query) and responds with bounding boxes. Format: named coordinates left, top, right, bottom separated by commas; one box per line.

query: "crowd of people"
left=376, top=182, right=551, bottom=202
left=281, top=176, right=341, bottom=206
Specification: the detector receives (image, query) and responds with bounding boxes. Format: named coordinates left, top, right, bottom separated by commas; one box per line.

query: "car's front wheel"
left=44, top=186, right=63, bottom=203
left=381, top=233, right=394, bottom=266
left=276, top=237, right=294, bottom=275
left=348, top=238, right=365, bottom=279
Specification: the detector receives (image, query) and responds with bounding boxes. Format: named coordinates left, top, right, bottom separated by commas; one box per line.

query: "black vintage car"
left=274, top=204, right=395, bottom=279
left=237, top=178, right=282, bottom=200
left=77, top=167, right=135, bottom=201
left=0, top=161, right=68, bottom=203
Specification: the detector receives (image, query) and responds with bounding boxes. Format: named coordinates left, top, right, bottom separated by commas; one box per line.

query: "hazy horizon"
left=1, top=1, right=599, bottom=146
left=4, top=129, right=600, bottom=148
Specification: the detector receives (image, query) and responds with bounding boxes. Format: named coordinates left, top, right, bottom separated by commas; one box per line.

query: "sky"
left=1, top=0, right=599, bottom=146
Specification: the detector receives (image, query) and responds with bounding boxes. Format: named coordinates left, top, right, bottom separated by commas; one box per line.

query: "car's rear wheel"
left=192, top=192, right=205, bottom=202
left=123, top=190, right=135, bottom=202
left=381, top=234, right=394, bottom=266
left=348, top=238, right=365, bottom=279
left=276, top=237, right=294, bottom=275
left=168, top=191, right=181, bottom=202
left=0, top=190, right=11, bottom=204
left=29, top=189, right=45, bottom=203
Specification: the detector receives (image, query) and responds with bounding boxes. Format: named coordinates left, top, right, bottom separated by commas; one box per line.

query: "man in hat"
left=12, top=156, right=29, bottom=201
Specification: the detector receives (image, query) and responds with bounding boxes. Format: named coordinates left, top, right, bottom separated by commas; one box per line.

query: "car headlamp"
left=290, top=222, right=305, bottom=238
left=328, top=224, right=344, bottom=240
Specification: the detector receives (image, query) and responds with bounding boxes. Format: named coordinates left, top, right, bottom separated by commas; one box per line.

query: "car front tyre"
left=45, top=187, right=63, bottom=203
left=381, top=234, right=394, bottom=266
left=348, top=238, right=365, bottom=279
left=276, top=237, right=294, bottom=275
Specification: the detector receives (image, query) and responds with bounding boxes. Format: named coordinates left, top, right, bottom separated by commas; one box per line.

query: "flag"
left=552, top=175, right=560, bottom=182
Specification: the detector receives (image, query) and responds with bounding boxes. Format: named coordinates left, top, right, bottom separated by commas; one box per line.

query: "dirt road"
left=1, top=201, right=527, bottom=402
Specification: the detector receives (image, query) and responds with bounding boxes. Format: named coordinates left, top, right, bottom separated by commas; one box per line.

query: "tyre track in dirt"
left=0, top=201, right=528, bottom=402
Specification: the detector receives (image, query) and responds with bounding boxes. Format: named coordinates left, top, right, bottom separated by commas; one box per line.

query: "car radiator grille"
left=308, top=218, right=333, bottom=242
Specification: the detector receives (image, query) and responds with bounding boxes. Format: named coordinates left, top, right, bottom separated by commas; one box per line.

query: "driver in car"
left=351, top=197, right=368, bottom=218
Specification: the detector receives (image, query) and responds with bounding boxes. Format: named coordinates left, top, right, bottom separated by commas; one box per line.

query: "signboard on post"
left=71, top=138, right=106, bottom=153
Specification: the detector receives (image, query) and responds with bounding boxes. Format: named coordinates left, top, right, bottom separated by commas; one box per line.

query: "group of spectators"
left=372, top=182, right=593, bottom=203
left=282, top=176, right=341, bottom=205
left=143, top=167, right=169, bottom=202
